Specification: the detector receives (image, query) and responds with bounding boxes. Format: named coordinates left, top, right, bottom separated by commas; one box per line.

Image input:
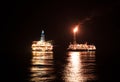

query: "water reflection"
left=30, top=51, right=55, bottom=82
left=63, top=51, right=97, bottom=82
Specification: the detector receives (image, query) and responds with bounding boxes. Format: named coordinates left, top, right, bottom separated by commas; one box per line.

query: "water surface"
left=29, top=51, right=97, bottom=82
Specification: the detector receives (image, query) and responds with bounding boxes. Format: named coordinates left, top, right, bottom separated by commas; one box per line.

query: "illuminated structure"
left=67, top=26, right=96, bottom=51
left=32, top=30, right=53, bottom=51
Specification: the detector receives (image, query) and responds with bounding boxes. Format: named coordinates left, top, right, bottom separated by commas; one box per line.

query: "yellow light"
left=73, top=26, right=78, bottom=33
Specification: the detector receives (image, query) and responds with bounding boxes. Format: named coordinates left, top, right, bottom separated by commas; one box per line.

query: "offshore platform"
left=31, top=30, right=53, bottom=51
left=67, top=26, right=96, bottom=51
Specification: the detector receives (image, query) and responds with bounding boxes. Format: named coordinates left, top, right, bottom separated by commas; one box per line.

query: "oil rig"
left=67, top=26, right=96, bottom=51
left=31, top=30, right=53, bottom=51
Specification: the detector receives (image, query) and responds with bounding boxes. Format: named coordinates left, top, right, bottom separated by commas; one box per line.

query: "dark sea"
left=2, top=45, right=119, bottom=82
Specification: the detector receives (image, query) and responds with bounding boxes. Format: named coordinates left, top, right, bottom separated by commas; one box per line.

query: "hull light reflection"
left=29, top=51, right=55, bottom=82
left=63, top=51, right=97, bottom=82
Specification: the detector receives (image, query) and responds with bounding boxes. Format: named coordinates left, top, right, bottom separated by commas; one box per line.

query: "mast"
left=73, top=26, right=78, bottom=44
left=40, top=30, right=45, bottom=42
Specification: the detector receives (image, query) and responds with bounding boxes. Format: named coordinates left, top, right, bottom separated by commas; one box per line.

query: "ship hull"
left=32, top=49, right=53, bottom=51
left=67, top=43, right=96, bottom=51
left=67, top=49, right=96, bottom=51
left=32, top=41, right=53, bottom=51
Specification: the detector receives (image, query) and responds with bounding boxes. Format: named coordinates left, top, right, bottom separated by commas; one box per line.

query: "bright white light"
left=73, top=26, right=78, bottom=33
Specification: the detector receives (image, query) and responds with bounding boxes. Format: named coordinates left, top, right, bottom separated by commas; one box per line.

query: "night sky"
left=1, top=1, right=120, bottom=81
left=1, top=0, right=120, bottom=57
left=2, top=1, right=120, bottom=54
left=2, top=0, right=120, bottom=51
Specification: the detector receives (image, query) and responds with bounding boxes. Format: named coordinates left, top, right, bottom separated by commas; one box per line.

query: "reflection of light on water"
left=64, top=52, right=82, bottom=82
left=71, top=52, right=82, bottom=81
left=70, top=52, right=80, bottom=77
left=30, top=51, right=55, bottom=82
left=32, top=51, right=53, bottom=65
left=63, top=51, right=97, bottom=82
